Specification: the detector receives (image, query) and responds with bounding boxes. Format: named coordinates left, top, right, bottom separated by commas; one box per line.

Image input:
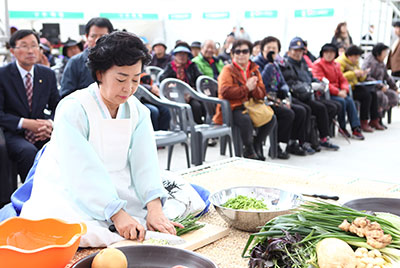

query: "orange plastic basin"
left=0, top=217, right=87, bottom=268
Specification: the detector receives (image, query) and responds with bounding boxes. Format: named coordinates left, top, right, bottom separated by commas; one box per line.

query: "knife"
left=108, top=224, right=186, bottom=245
left=302, top=194, right=339, bottom=201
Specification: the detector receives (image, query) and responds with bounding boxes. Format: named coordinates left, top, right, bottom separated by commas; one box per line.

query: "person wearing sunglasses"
left=213, top=39, right=276, bottom=160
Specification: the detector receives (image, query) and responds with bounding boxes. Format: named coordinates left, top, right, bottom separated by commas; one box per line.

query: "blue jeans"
left=331, top=95, right=360, bottom=129
left=143, top=103, right=171, bottom=131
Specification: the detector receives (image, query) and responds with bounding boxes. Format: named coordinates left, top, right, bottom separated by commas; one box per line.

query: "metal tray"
left=71, top=245, right=218, bottom=268
left=343, top=198, right=400, bottom=216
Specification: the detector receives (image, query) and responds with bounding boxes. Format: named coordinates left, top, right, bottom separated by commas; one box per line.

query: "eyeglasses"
left=233, top=49, right=250, bottom=55
left=14, top=45, right=39, bottom=51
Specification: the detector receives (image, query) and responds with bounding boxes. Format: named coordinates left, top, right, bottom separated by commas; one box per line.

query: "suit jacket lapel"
left=10, top=62, right=30, bottom=113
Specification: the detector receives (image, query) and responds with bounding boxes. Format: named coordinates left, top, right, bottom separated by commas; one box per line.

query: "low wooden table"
left=67, top=158, right=400, bottom=268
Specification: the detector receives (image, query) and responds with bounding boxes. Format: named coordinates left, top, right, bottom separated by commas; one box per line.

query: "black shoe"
left=286, top=142, right=306, bottom=156
left=278, top=147, right=290, bottom=159
left=301, top=142, right=316, bottom=155
left=270, top=146, right=290, bottom=159
left=243, top=146, right=260, bottom=160
left=253, top=142, right=266, bottom=161
left=311, top=144, right=321, bottom=152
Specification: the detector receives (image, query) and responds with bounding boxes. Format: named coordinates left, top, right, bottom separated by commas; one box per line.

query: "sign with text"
left=168, top=13, right=192, bottom=20
left=99, top=13, right=159, bottom=20
left=203, top=12, right=230, bottom=20
left=245, top=10, right=278, bottom=19
left=294, top=8, right=334, bottom=18
left=9, top=11, right=84, bottom=19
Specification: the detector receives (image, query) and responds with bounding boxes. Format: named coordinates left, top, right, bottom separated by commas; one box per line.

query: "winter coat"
left=362, top=53, right=398, bottom=91
left=387, top=39, right=400, bottom=73
left=159, top=60, right=203, bottom=89
left=213, top=61, right=266, bottom=125
left=253, top=53, right=289, bottom=95
left=149, top=53, right=172, bottom=69
left=335, top=54, right=366, bottom=87
left=280, top=57, right=317, bottom=86
left=192, top=54, right=224, bottom=80
left=312, top=58, right=349, bottom=96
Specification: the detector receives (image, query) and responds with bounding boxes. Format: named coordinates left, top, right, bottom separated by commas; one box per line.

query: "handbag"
left=243, top=98, right=274, bottom=127
left=290, top=81, right=313, bottom=102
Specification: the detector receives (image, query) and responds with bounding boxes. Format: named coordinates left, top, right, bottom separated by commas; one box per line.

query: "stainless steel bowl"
left=210, top=186, right=303, bottom=232
left=71, top=245, right=218, bottom=268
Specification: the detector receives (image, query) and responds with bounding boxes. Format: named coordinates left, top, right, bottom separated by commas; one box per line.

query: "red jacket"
left=312, top=58, right=349, bottom=96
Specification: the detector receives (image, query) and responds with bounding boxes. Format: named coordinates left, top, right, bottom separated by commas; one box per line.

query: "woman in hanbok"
left=20, top=31, right=184, bottom=247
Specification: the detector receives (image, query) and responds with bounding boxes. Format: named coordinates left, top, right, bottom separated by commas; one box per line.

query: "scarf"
left=172, top=60, right=191, bottom=83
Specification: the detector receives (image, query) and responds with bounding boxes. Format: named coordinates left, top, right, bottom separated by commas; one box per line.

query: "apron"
left=21, top=85, right=144, bottom=247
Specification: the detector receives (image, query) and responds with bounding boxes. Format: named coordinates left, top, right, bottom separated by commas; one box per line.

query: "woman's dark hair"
left=266, top=51, right=275, bottom=63
left=87, top=31, right=152, bottom=84
left=334, top=22, right=347, bottom=38
left=85, top=17, right=114, bottom=35
left=372, top=43, right=389, bottom=58
left=345, top=45, right=363, bottom=57
left=231, top=39, right=253, bottom=55
left=253, top=40, right=261, bottom=47
left=9, top=29, right=40, bottom=48
left=260, top=36, right=281, bottom=52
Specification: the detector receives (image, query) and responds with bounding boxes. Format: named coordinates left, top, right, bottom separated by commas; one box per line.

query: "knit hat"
left=319, top=43, right=338, bottom=58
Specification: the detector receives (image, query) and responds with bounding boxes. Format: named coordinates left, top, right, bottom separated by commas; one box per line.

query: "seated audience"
left=312, top=43, right=364, bottom=140
left=218, top=34, right=235, bottom=64
left=336, top=45, right=384, bottom=131
left=362, top=43, right=399, bottom=123
left=281, top=37, right=340, bottom=151
left=193, top=39, right=224, bottom=80
left=251, top=40, right=261, bottom=60
left=159, top=42, right=206, bottom=124
left=303, top=40, right=317, bottom=68
left=0, top=30, right=60, bottom=186
left=149, top=39, right=172, bottom=69
left=213, top=39, right=276, bottom=160
left=254, top=36, right=310, bottom=158
left=190, top=41, right=201, bottom=58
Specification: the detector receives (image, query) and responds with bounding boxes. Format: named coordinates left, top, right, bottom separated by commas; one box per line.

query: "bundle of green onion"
left=242, top=201, right=400, bottom=262
left=173, top=214, right=205, bottom=236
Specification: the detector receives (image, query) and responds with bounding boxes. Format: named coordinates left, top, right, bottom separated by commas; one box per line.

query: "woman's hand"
left=246, top=76, right=258, bottom=91
left=338, top=90, right=347, bottom=98
left=146, top=199, right=184, bottom=235
left=111, top=209, right=146, bottom=241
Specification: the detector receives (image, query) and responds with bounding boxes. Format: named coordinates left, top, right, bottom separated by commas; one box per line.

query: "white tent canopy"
left=1, top=0, right=399, bottom=56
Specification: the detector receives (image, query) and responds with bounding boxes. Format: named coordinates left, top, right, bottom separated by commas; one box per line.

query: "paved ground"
left=157, top=107, right=400, bottom=183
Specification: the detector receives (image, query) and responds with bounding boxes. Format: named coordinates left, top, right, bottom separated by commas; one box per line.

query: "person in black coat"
left=159, top=42, right=206, bottom=124
left=281, top=37, right=339, bottom=151
left=0, top=30, right=60, bottom=205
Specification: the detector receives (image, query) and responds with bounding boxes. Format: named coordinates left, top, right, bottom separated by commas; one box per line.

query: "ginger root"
left=338, top=217, right=392, bottom=249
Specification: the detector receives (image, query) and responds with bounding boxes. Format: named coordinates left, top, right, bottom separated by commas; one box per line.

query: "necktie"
left=25, top=73, right=33, bottom=110
left=24, top=73, right=35, bottom=144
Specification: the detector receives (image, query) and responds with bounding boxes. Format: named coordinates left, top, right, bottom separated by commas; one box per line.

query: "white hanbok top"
left=21, top=83, right=168, bottom=247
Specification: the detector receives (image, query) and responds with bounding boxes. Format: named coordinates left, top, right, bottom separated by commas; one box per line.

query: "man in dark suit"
left=0, top=30, right=60, bottom=190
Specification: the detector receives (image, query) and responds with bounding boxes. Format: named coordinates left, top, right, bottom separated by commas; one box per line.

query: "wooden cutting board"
left=109, top=223, right=229, bottom=251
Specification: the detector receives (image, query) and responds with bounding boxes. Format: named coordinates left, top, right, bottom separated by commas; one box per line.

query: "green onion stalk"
left=242, top=201, right=400, bottom=263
